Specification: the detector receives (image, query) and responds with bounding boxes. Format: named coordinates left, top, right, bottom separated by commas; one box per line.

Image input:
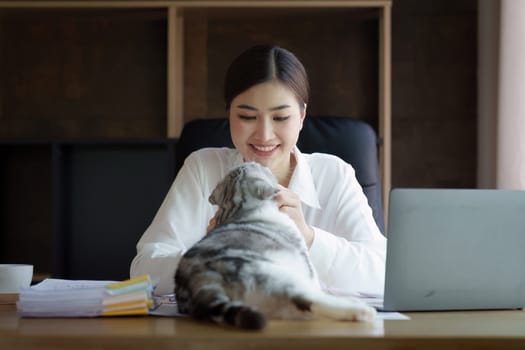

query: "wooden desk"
left=2, top=309, right=525, bottom=350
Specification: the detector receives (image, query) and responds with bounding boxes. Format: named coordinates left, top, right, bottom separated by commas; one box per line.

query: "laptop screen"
left=383, top=188, right=525, bottom=311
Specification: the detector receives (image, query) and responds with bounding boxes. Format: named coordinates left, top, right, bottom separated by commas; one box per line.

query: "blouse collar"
left=233, top=146, right=321, bottom=210
left=288, top=147, right=322, bottom=210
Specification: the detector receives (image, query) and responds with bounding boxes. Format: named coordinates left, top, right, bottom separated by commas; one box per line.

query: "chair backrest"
left=175, top=117, right=384, bottom=234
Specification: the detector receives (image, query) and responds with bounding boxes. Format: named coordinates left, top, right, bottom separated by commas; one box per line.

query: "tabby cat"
left=174, top=162, right=376, bottom=330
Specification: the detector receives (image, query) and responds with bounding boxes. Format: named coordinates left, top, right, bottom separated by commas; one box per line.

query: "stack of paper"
left=103, top=275, right=153, bottom=316
left=17, top=275, right=154, bottom=317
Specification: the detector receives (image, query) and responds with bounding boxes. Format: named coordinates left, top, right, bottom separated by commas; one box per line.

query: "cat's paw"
left=350, top=304, right=376, bottom=323
left=311, top=295, right=377, bottom=322
left=339, top=298, right=377, bottom=322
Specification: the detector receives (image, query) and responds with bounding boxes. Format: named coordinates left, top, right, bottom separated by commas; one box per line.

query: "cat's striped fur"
left=174, top=162, right=376, bottom=330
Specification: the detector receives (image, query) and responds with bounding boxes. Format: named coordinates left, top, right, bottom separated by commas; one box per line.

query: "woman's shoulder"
left=182, top=147, right=241, bottom=175
left=175, top=147, right=241, bottom=190
left=185, top=147, right=238, bottom=165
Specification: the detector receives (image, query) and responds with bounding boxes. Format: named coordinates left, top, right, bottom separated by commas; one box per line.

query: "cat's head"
left=209, top=162, right=278, bottom=222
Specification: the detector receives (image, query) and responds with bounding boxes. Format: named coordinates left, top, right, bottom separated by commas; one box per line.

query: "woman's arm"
left=129, top=155, right=211, bottom=295
left=305, top=156, right=386, bottom=297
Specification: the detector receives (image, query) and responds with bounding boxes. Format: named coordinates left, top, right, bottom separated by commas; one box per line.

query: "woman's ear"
left=299, top=103, right=307, bottom=130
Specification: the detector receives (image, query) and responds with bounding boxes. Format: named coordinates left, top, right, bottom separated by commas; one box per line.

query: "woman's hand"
left=274, top=184, right=315, bottom=248
left=207, top=214, right=217, bottom=234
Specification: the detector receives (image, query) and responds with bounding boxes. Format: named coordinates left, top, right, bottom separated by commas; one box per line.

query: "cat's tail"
left=189, top=290, right=267, bottom=330
left=217, top=303, right=267, bottom=330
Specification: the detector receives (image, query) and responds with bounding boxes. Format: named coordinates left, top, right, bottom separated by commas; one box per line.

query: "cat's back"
left=185, top=219, right=304, bottom=260
left=177, top=219, right=315, bottom=300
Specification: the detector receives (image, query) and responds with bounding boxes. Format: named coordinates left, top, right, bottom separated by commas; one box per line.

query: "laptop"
left=382, top=188, right=525, bottom=312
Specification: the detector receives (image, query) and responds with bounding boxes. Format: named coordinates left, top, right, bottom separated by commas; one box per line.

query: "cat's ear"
left=209, top=183, right=224, bottom=205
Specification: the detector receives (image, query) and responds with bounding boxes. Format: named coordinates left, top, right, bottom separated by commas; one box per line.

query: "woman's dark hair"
left=224, top=45, right=309, bottom=110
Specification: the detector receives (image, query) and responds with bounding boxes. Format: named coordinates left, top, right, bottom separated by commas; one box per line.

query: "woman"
left=130, top=45, right=386, bottom=297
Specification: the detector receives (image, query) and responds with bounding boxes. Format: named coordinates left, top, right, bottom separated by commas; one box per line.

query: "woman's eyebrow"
left=236, top=104, right=258, bottom=111
left=235, top=104, right=291, bottom=111
left=269, top=104, right=291, bottom=111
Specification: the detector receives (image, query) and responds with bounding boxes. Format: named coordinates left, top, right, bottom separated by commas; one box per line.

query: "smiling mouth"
left=251, top=144, right=279, bottom=155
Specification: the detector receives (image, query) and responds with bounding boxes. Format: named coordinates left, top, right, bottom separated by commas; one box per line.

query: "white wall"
left=478, top=0, right=525, bottom=190
left=496, top=0, right=525, bottom=189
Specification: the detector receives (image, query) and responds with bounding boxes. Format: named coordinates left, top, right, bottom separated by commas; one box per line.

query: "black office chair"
left=175, top=117, right=384, bottom=234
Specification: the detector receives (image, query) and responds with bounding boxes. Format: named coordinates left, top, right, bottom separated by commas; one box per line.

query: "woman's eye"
left=273, top=116, right=290, bottom=122
left=239, top=115, right=256, bottom=120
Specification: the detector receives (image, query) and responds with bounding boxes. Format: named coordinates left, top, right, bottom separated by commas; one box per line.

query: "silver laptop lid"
left=383, top=188, right=525, bottom=311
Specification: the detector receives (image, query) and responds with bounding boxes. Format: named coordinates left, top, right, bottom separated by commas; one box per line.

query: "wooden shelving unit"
left=0, top=0, right=391, bottom=205
left=0, top=0, right=391, bottom=279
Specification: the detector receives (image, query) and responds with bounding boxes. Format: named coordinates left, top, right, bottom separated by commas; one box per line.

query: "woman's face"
left=229, top=80, right=306, bottom=182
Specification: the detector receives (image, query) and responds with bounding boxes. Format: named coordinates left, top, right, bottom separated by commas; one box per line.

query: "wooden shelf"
left=0, top=1, right=391, bottom=206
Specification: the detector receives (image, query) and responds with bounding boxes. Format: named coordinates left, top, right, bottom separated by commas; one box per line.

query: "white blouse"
left=130, top=147, right=386, bottom=296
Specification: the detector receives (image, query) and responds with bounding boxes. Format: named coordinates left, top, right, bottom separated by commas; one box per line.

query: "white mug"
left=0, top=264, right=33, bottom=293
